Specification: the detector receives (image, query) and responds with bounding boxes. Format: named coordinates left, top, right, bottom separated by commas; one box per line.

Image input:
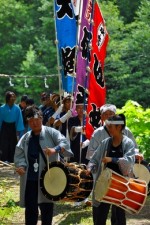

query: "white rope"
left=0, top=74, right=57, bottom=78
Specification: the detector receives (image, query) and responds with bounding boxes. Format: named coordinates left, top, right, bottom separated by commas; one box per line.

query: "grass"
left=0, top=168, right=21, bottom=224
left=52, top=201, right=112, bottom=225
left=0, top=165, right=150, bottom=225
left=53, top=202, right=94, bottom=225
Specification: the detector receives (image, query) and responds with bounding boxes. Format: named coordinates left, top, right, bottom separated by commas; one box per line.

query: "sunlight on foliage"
left=117, top=100, right=150, bottom=159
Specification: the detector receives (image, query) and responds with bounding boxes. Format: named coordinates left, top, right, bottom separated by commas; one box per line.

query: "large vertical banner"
left=76, top=0, right=93, bottom=88
left=73, top=0, right=94, bottom=109
left=54, top=0, right=77, bottom=93
left=86, top=1, right=109, bottom=139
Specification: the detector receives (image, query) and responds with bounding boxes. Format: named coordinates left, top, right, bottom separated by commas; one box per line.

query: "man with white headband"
left=86, top=104, right=139, bottom=160
left=14, top=105, right=73, bottom=225
left=86, top=103, right=141, bottom=225
left=87, top=114, right=135, bottom=225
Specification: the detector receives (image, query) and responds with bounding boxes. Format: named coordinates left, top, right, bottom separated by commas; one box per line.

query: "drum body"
left=94, top=168, right=147, bottom=214
left=40, top=161, right=93, bottom=202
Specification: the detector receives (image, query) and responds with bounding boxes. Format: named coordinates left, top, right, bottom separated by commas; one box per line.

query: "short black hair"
left=107, top=114, right=126, bottom=129
left=26, top=98, right=34, bottom=105
left=21, top=95, right=28, bottom=102
left=25, top=105, right=42, bottom=120
left=5, top=91, right=15, bottom=103
left=40, top=92, right=49, bottom=101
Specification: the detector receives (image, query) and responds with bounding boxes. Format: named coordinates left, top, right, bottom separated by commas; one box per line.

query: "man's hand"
left=135, top=153, right=144, bottom=162
left=43, top=147, right=56, bottom=156
left=16, top=167, right=26, bottom=176
left=102, top=157, right=112, bottom=164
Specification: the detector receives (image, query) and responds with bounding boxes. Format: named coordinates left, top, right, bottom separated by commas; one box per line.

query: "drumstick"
left=101, top=162, right=105, bottom=172
left=46, top=153, right=50, bottom=178
left=0, top=160, right=14, bottom=168
left=101, top=151, right=107, bottom=171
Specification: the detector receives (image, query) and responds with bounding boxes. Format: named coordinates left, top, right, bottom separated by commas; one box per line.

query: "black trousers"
left=25, top=180, right=54, bottom=225
left=93, top=202, right=126, bottom=225
left=111, top=205, right=126, bottom=225
left=0, top=121, right=17, bottom=162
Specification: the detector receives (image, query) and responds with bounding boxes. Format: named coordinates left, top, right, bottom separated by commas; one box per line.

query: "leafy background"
left=0, top=0, right=149, bottom=157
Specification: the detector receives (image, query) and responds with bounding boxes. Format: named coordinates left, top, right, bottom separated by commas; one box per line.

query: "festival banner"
left=86, top=1, right=109, bottom=139
left=54, top=0, right=77, bottom=93
left=76, top=0, right=93, bottom=87
left=72, top=0, right=94, bottom=113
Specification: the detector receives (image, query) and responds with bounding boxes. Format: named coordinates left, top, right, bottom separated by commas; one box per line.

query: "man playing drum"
left=14, top=105, right=73, bottom=225
left=86, top=104, right=143, bottom=224
left=87, top=114, right=135, bottom=225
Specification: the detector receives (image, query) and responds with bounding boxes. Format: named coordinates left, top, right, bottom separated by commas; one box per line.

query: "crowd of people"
left=0, top=90, right=147, bottom=225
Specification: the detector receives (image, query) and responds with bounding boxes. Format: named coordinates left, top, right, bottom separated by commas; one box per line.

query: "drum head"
left=40, top=161, right=69, bottom=201
left=94, top=168, right=112, bottom=202
left=133, top=163, right=150, bottom=184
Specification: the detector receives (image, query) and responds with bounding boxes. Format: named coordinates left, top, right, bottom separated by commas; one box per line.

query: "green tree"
left=0, top=0, right=31, bottom=74
left=100, top=0, right=150, bottom=108
left=100, top=0, right=142, bottom=23
left=0, top=0, right=58, bottom=103
left=116, top=0, right=141, bottom=23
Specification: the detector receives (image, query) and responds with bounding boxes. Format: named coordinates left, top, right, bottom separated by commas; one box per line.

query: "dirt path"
left=0, top=163, right=150, bottom=225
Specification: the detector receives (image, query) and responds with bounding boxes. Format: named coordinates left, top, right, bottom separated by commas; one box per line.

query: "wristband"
left=82, top=139, right=90, bottom=149
left=54, top=146, right=61, bottom=153
left=74, top=126, right=83, bottom=133
left=60, top=110, right=72, bottom=123
left=112, top=157, right=119, bottom=163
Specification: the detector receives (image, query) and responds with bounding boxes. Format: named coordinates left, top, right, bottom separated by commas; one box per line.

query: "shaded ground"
left=0, top=163, right=150, bottom=225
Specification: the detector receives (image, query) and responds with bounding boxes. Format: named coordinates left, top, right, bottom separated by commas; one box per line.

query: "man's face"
left=21, top=101, right=27, bottom=109
left=28, top=117, right=42, bottom=134
left=101, top=110, right=115, bottom=122
left=106, top=124, right=121, bottom=136
left=8, top=94, right=16, bottom=104
left=76, top=105, right=84, bottom=117
left=64, top=99, right=71, bottom=110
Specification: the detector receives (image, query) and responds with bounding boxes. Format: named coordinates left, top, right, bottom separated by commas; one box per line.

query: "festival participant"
left=0, top=91, right=24, bottom=163
left=46, top=93, right=63, bottom=127
left=14, top=105, right=73, bottom=225
left=86, top=104, right=141, bottom=224
left=54, top=95, right=72, bottom=138
left=39, top=92, right=49, bottom=112
left=86, top=104, right=139, bottom=160
left=68, top=98, right=91, bottom=206
left=42, top=93, right=55, bottom=126
left=19, top=94, right=28, bottom=128
left=26, top=98, right=35, bottom=107
left=68, top=99, right=88, bottom=165
left=87, top=114, right=135, bottom=225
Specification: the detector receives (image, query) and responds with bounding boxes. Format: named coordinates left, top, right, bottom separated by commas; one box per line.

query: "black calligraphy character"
left=97, top=24, right=105, bottom=49
left=57, top=0, right=73, bottom=19
left=61, top=47, right=75, bottom=76
left=89, top=103, right=101, bottom=129
left=93, top=54, right=105, bottom=88
left=76, top=85, right=88, bottom=105
left=80, top=26, right=92, bottom=60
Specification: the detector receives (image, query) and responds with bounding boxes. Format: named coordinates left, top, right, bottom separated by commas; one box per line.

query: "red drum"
left=40, top=161, right=93, bottom=202
left=94, top=168, right=147, bottom=214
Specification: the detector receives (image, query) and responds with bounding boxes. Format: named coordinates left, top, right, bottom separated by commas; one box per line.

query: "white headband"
left=27, top=113, right=41, bottom=120
left=105, top=120, right=124, bottom=125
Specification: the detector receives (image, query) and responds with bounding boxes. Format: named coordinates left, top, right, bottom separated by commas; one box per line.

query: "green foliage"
left=0, top=0, right=58, bottom=103
left=117, top=100, right=150, bottom=160
left=0, top=0, right=149, bottom=108
left=100, top=0, right=150, bottom=108
left=116, top=0, right=141, bottom=23
left=0, top=180, right=20, bottom=224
